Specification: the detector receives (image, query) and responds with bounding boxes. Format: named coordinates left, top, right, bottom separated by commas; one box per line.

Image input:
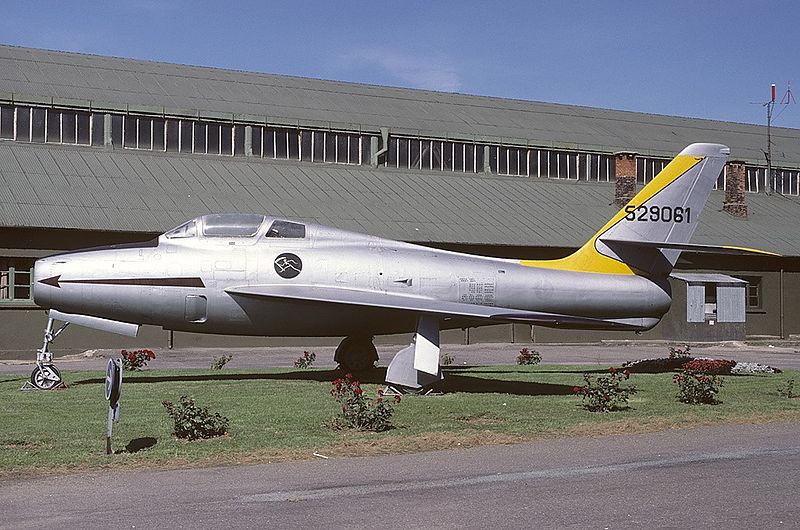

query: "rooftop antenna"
left=764, top=82, right=795, bottom=194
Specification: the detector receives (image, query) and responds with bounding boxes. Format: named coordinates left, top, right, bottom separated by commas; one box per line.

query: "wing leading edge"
left=224, top=284, right=655, bottom=330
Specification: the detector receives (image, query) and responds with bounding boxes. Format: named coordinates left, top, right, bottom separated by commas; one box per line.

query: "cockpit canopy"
left=164, top=214, right=306, bottom=240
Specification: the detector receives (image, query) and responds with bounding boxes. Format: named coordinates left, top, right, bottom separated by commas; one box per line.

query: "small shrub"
left=573, top=367, right=637, bottom=412
left=441, top=352, right=455, bottom=366
left=294, top=350, right=316, bottom=368
left=681, top=358, right=736, bottom=375
left=120, top=349, right=155, bottom=371
left=329, top=374, right=400, bottom=432
left=673, top=370, right=724, bottom=405
left=777, top=378, right=797, bottom=399
left=516, top=348, right=541, bottom=366
left=162, top=396, right=229, bottom=440
left=211, top=354, right=232, bottom=370
left=669, top=345, right=692, bottom=358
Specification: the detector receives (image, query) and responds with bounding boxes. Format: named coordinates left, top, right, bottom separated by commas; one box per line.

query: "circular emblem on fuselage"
left=274, top=253, right=302, bottom=279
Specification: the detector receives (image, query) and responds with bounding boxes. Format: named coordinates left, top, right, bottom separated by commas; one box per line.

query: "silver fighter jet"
left=29, top=143, right=774, bottom=389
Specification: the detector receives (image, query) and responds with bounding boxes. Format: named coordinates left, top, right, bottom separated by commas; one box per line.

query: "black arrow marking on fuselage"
left=38, top=276, right=205, bottom=289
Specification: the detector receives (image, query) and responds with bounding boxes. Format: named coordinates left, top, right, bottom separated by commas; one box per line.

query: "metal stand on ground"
left=20, top=379, right=68, bottom=391
left=104, top=358, right=122, bottom=455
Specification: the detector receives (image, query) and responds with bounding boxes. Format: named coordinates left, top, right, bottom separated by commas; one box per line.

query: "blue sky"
left=2, top=1, right=798, bottom=128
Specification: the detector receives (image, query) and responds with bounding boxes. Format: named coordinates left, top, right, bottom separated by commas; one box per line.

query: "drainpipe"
left=370, top=127, right=389, bottom=167
left=780, top=268, right=785, bottom=339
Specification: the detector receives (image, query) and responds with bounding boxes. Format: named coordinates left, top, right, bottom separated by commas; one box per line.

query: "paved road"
left=2, top=341, right=799, bottom=375
left=1, top=422, right=797, bottom=529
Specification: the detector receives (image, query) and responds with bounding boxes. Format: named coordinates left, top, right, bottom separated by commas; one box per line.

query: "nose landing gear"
left=29, top=317, right=69, bottom=390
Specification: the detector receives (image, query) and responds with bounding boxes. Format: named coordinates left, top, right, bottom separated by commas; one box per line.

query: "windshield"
left=202, top=214, right=265, bottom=237
left=265, top=220, right=306, bottom=238
left=164, top=220, right=198, bottom=239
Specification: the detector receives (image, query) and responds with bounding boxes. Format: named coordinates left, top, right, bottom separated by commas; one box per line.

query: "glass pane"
left=1, top=105, right=14, bottom=139
left=124, top=116, right=137, bottom=148
left=166, top=119, right=179, bottom=152
left=46, top=109, right=61, bottom=142
left=264, top=128, right=275, bottom=158
left=233, top=125, right=244, bottom=156
left=348, top=134, right=359, bottom=164
left=394, top=138, right=407, bottom=168
left=62, top=112, right=77, bottom=144
left=288, top=130, right=299, bottom=159
left=336, top=134, right=348, bottom=163
left=111, top=115, right=123, bottom=147
left=203, top=213, right=265, bottom=237
left=17, top=106, right=30, bottom=141
left=431, top=141, right=442, bottom=170
left=453, top=143, right=464, bottom=172
left=509, top=148, right=520, bottom=175
left=179, top=120, right=192, bottom=153
left=207, top=123, right=220, bottom=154
left=265, top=220, right=306, bottom=238
left=387, top=137, right=397, bottom=167
left=464, top=144, right=474, bottom=172
left=251, top=126, right=262, bottom=157
left=531, top=149, right=540, bottom=178
left=76, top=112, right=90, bottom=144
left=152, top=118, right=165, bottom=151
left=194, top=122, right=207, bottom=153
left=300, top=130, right=312, bottom=161
left=489, top=146, right=498, bottom=173
left=422, top=140, right=432, bottom=170
left=275, top=129, right=288, bottom=158
left=475, top=144, right=484, bottom=172
left=324, top=132, right=336, bottom=163
left=360, top=135, right=371, bottom=165
left=312, top=130, right=324, bottom=162
left=91, top=113, right=104, bottom=146
left=443, top=142, right=453, bottom=171
left=138, top=117, right=152, bottom=149
left=31, top=108, right=46, bottom=142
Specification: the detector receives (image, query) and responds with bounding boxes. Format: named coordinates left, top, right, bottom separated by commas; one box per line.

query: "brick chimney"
left=723, top=160, right=748, bottom=218
left=614, top=151, right=637, bottom=207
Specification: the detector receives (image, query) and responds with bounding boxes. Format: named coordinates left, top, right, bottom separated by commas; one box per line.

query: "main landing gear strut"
left=30, top=317, right=69, bottom=390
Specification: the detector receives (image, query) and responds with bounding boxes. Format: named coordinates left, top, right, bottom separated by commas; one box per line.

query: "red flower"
left=609, top=367, right=617, bottom=374
left=572, top=386, right=583, bottom=394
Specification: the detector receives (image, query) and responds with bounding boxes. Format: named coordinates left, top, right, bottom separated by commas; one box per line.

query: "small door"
left=184, top=295, right=207, bottom=323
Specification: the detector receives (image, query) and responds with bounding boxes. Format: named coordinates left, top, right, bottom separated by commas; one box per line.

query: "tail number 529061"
left=624, top=205, right=691, bottom=223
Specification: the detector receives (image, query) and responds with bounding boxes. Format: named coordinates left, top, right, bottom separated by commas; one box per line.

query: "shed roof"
left=1, top=45, right=799, bottom=167
left=1, top=141, right=798, bottom=256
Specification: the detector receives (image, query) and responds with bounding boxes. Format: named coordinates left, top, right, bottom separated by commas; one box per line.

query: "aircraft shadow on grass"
left=72, top=368, right=576, bottom=397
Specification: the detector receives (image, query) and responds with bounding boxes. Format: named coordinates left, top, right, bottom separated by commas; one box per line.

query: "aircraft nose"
left=32, top=257, right=54, bottom=308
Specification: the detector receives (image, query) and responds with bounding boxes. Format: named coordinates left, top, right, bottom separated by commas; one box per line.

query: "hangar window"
left=714, top=166, right=726, bottom=191
left=202, top=214, right=265, bottom=237
left=91, top=113, right=105, bottom=146
left=0, top=258, right=35, bottom=304
left=265, top=220, right=306, bottom=239
left=772, top=169, right=799, bottom=195
left=17, top=106, right=30, bottom=141
left=637, top=157, right=669, bottom=185
left=166, top=119, right=179, bottom=152
left=303, top=131, right=361, bottom=165
left=737, top=276, right=762, bottom=310
left=746, top=166, right=764, bottom=193
left=491, top=146, right=529, bottom=176
left=586, top=153, right=615, bottom=182
left=31, top=108, right=46, bottom=143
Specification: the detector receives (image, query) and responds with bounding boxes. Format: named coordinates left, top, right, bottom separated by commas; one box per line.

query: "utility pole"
left=764, top=84, right=775, bottom=195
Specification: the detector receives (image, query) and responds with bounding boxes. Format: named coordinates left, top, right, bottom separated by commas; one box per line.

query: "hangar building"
left=1, top=44, right=799, bottom=355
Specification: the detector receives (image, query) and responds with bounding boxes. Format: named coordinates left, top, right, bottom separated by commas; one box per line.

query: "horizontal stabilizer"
left=225, top=284, right=653, bottom=330
left=602, top=238, right=781, bottom=257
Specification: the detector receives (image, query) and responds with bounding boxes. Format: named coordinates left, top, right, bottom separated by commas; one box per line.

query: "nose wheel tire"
left=335, top=336, right=378, bottom=372
left=31, top=364, right=62, bottom=390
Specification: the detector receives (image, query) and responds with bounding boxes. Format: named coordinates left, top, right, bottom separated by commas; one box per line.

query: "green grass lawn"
left=1, top=365, right=798, bottom=476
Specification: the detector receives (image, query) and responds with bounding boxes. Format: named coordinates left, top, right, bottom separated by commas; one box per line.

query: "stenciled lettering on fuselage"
left=274, top=253, right=302, bottom=279
left=458, top=277, right=495, bottom=306
left=624, top=205, right=692, bottom=223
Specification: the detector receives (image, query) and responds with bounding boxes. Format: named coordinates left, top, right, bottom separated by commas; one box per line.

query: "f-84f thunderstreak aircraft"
left=29, top=143, right=773, bottom=389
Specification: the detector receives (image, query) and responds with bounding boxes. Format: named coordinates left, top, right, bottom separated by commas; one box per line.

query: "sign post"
left=104, top=358, right=122, bottom=455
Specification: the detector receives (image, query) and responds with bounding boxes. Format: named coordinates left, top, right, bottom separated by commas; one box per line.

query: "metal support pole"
left=780, top=268, right=785, bottom=339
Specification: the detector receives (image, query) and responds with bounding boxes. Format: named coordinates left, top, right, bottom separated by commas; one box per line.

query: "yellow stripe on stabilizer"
left=520, top=155, right=703, bottom=275
left=721, top=246, right=781, bottom=257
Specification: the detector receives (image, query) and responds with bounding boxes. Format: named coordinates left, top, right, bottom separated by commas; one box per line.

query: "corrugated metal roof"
left=1, top=141, right=799, bottom=256
left=1, top=45, right=799, bottom=167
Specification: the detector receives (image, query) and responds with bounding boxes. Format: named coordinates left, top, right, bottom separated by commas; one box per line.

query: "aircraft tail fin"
left=521, top=143, right=731, bottom=277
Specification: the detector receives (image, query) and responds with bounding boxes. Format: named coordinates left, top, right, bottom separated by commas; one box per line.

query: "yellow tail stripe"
left=520, top=155, right=703, bottom=275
